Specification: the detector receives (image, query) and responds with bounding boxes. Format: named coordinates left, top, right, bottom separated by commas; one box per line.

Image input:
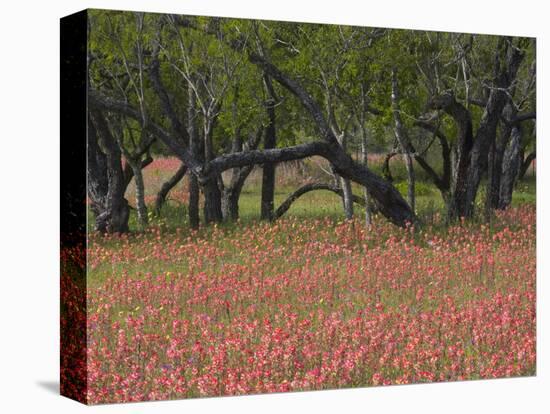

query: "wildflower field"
left=81, top=205, right=535, bottom=404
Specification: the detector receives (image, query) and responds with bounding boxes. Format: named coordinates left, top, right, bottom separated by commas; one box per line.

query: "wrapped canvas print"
left=60, top=8, right=536, bottom=405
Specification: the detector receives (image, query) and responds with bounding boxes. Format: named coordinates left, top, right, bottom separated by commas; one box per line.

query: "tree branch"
left=273, top=182, right=368, bottom=220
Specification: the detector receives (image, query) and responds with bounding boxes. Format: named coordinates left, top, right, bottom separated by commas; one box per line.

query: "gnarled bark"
left=221, top=128, right=263, bottom=221
left=87, top=115, right=109, bottom=217
left=462, top=38, right=525, bottom=217
left=221, top=165, right=252, bottom=221
left=428, top=92, right=473, bottom=220
left=89, top=110, right=129, bottom=233
left=498, top=124, right=522, bottom=209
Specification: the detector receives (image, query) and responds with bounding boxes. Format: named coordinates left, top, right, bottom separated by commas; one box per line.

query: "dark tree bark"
left=414, top=120, right=452, bottom=195
left=154, top=163, right=187, bottom=214
left=202, top=178, right=223, bottom=223
left=340, top=176, right=354, bottom=220
left=221, top=128, right=263, bottom=221
left=461, top=38, right=525, bottom=217
left=428, top=39, right=524, bottom=220
left=221, top=134, right=246, bottom=222
left=188, top=175, right=200, bottom=228
left=201, top=117, right=224, bottom=223
left=207, top=140, right=415, bottom=226
left=261, top=74, right=277, bottom=221
left=382, top=150, right=397, bottom=182
left=87, top=115, right=109, bottom=217
left=498, top=124, right=523, bottom=209
left=428, top=92, right=474, bottom=220
left=89, top=110, right=129, bottom=233
left=484, top=139, right=496, bottom=221
left=221, top=165, right=252, bottom=221
left=89, top=89, right=202, bottom=174
left=492, top=101, right=521, bottom=209
left=113, top=123, right=154, bottom=230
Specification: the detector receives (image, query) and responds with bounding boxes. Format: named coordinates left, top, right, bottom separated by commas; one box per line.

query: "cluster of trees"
left=87, top=10, right=536, bottom=233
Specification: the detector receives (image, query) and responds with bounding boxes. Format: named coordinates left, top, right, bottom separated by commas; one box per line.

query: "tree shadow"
left=36, top=381, right=59, bottom=395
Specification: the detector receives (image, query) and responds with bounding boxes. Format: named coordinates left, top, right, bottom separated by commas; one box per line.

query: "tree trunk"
left=188, top=84, right=200, bottom=228
left=87, top=114, right=109, bottom=217
left=484, top=139, right=496, bottom=222
left=382, top=151, right=397, bottom=182
left=123, top=155, right=153, bottom=189
left=222, top=163, right=254, bottom=221
left=154, top=163, right=187, bottom=214
left=489, top=137, right=506, bottom=209
left=203, top=177, right=223, bottom=223
left=221, top=189, right=240, bottom=221
left=391, top=70, right=415, bottom=214
left=89, top=110, right=129, bottom=233
left=360, top=125, right=372, bottom=227
left=261, top=74, right=277, bottom=221
left=403, top=155, right=415, bottom=214
left=498, top=124, right=522, bottom=209
left=340, top=176, right=354, bottom=220
left=461, top=39, right=525, bottom=218
left=333, top=131, right=354, bottom=220
left=488, top=102, right=516, bottom=210
left=188, top=175, right=200, bottom=229
left=202, top=116, right=223, bottom=223
left=430, top=94, right=474, bottom=221
left=130, top=160, right=148, bottom=229
left=429, top=40, right=525, bottom=220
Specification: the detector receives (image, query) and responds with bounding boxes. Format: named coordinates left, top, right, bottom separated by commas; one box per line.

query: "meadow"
left=63, top=157, right=538, bottom=404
